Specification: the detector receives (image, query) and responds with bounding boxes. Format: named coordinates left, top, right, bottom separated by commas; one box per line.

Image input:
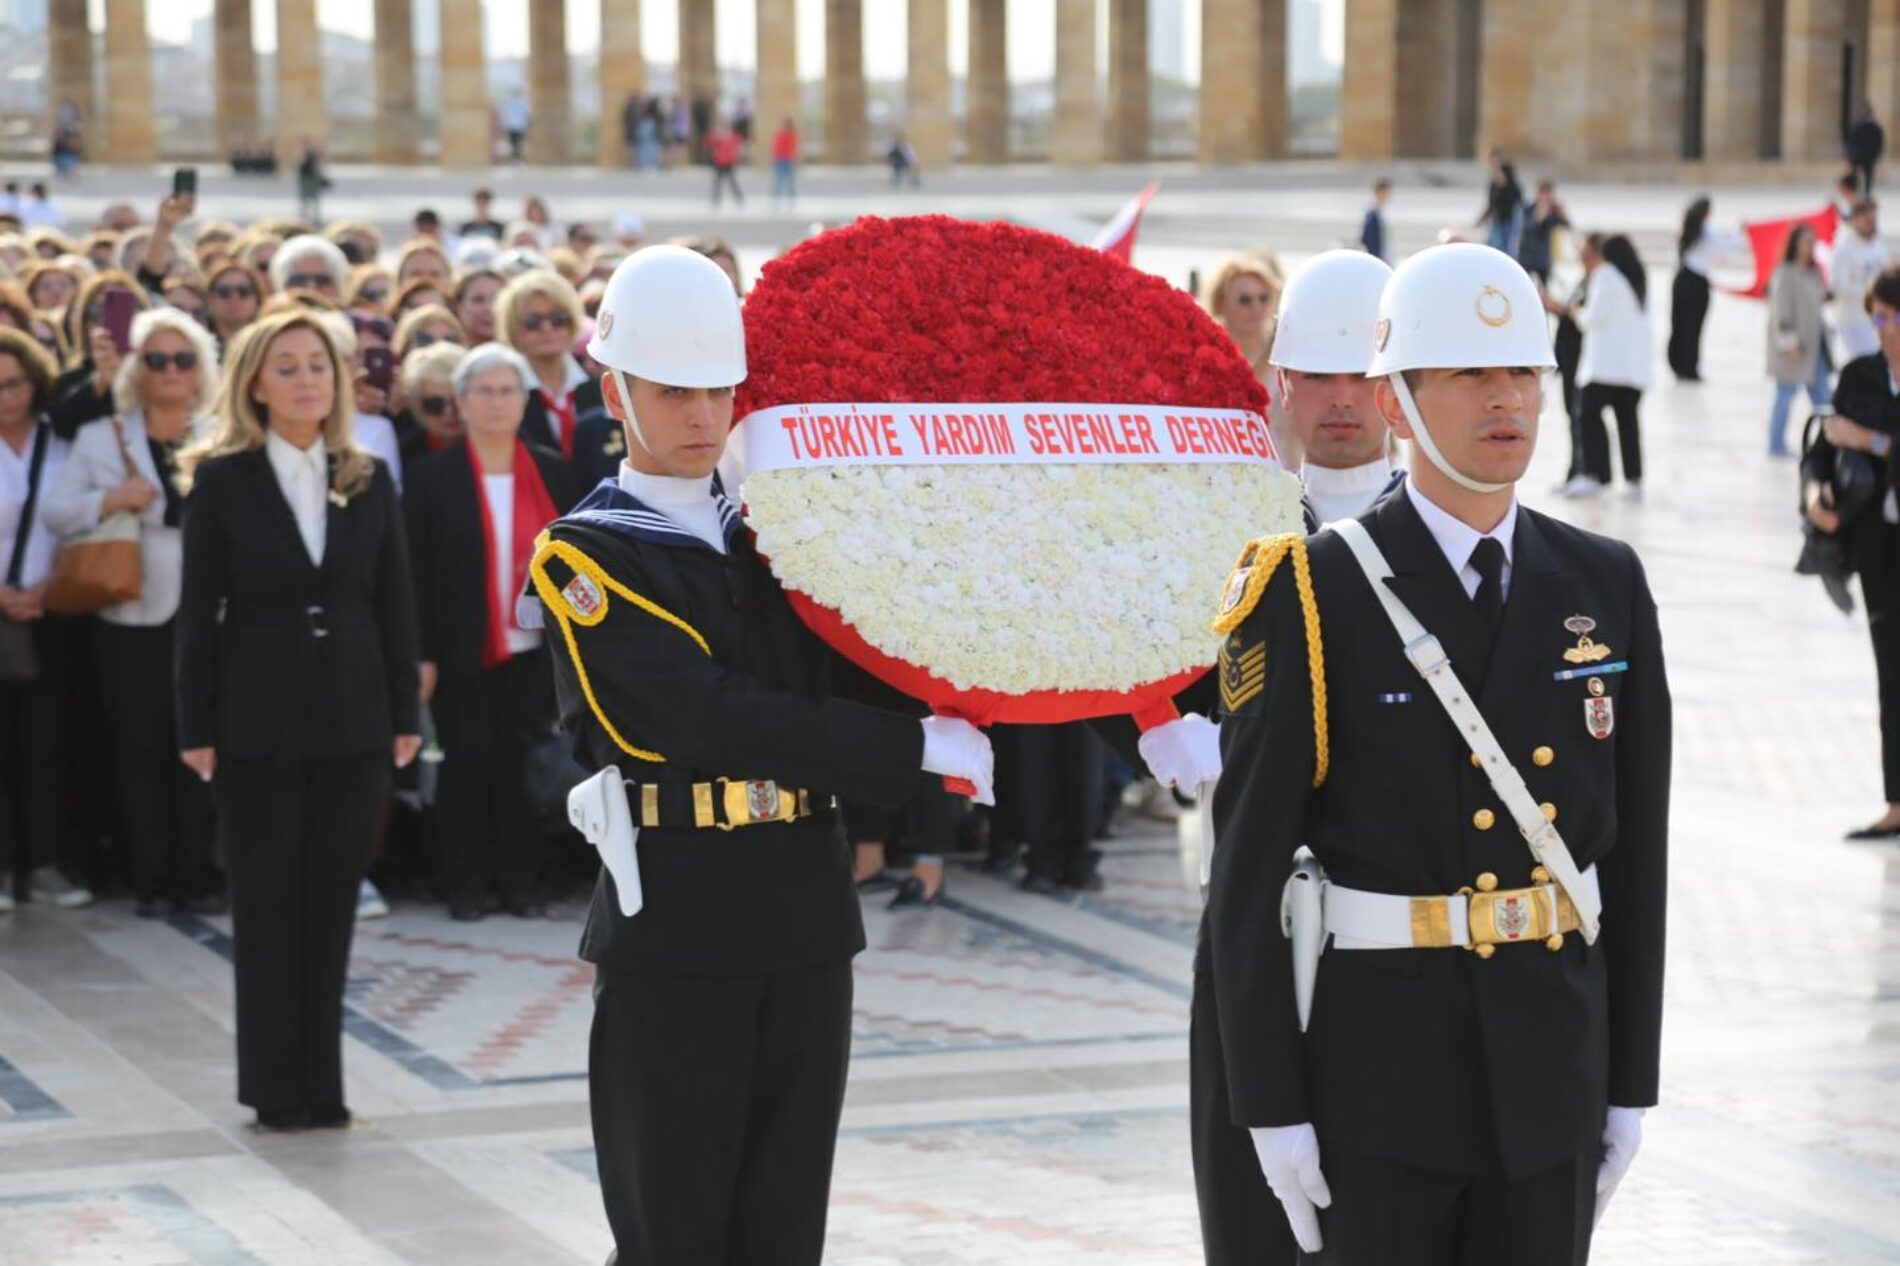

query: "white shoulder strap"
left=1329, top=518, right=1601, bottom=943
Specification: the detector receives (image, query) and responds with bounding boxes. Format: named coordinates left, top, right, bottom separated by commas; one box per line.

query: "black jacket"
left=1802, top=352, right=1900, bottom=573
left=530, top=485, right=925, bottom=974
left=48, top=364, right=113, bottom=440
left=1210, top=490, right=1670, bottom=1180
left=520, top=376, right=605, bottom=461
left=175, top=449, right=420, bottom=762
left=404, top=440, right=578, bottom=675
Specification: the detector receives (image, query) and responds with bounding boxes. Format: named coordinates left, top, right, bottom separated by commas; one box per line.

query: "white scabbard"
left=1281, top=848, right=1326, bottom=1033
left=567, top=767, right=644, bottom=917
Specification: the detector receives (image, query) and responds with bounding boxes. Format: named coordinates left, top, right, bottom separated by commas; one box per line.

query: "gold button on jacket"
left=1471, top=808, right=1496, bottom=831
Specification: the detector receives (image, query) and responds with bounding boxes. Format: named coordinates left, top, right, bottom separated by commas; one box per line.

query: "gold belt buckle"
left=1467, top=885, right=1557, bottom=946
left=719, top=779, right=795, bottom=830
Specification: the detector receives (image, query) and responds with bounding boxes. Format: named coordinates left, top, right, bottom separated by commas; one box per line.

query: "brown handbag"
left=44, top=416, right=143, bottom=615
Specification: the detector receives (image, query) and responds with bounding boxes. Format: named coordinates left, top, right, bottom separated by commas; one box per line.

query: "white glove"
left=919, top=716, right=995, bottom=806
left=1249, top=1123, right=1331, bottom=1253
left=1594, top=1106, right=1645, bottom=1227
left=1138, top=713, right=1222, bottom=790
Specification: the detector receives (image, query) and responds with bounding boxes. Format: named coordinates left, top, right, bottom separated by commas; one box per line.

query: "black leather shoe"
left=855, top=869, right=900, bottom=894
left=305, top=1104, right=352, bottom=1129
left=889, top=876, right=943, bottom=909
left=448, top=900, right=485, bottom=922
left=254, top=1107, right=306, bottom=1131
left=1020, top=872, right=1063, bottom=895
left=1845, top=823, right=1900, bottom=841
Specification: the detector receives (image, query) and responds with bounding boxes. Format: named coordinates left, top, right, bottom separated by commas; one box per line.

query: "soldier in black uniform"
left=1208, top=244, right=1669, bottom=1264
left=526, top=246, right=995, bottom=1265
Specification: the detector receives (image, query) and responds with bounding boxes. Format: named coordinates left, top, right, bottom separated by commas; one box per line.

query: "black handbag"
left=1794, top=411, right=1875, bottom=614
left=0, top=423, right=49, bottom=682
left=523, top=726, right=588, bottom=816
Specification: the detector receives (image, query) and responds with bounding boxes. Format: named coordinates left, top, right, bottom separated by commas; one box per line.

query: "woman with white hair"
left=404, top=343, right=575, bottom=920
left=42, top=308, right=223, bottom=917
left=269, top=234, right=350, bottom=301
left=393, top=340, right=466, bottom=467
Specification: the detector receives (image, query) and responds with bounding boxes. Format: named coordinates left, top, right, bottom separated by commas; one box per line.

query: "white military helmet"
left=1365, top=243, right=1553, bottom=494
left=1268, top=249, right=1393, bottom=374
left=587, top=244, right=746, bottom=389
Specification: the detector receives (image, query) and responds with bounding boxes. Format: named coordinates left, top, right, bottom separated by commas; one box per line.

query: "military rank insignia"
left=1219, top=632, right=1266, bottom=713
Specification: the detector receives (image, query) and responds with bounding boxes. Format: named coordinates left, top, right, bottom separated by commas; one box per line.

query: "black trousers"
left=217, top=753, right=388, bottom=1112
left=1668, top=268, right=1710, bottom=379
left=1577, top=384, right=1644, bottom=484
left=591, top=959, right=854, bottom=1265
left=842, top=780, right=960, bottom=863
left=432, top=648, right=555, bottom=905
left=1554, top=317, right=1584, bottom=479
left=1019, top=722, right=1104, bottom=885
left=1861, top=551, right=1900, bottom=802
left=1306, top=1148, right=1596, bottom=1265
left=712, top=166, right=744, bottom=206
left=97, top=621, right=215, bottom=902
left=0, top=616, right=67, bottom=887
left=1191, top=925, right=1300, bottom=1266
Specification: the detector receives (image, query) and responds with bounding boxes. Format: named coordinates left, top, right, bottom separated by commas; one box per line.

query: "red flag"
left=1726, top=205, right=1840, bottom=299
left=1092, top=181, right=1161, bottom=263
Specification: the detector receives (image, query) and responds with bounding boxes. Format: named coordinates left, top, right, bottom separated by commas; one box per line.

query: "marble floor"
left=3, top=170, right=1899, bottom=1263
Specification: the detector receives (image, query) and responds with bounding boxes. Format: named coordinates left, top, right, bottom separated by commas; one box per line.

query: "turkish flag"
left=1091, top=181, right=1162, bottom=264
left=1726, top=205, right=1840, bottom=299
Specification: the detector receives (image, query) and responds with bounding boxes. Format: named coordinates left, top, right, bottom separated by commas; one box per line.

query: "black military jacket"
left=1209, top=488, right=1670, bottom=1179
left=529, top=477, right=925, bottom=974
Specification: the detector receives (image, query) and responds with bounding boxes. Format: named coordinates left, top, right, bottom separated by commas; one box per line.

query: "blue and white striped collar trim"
left=563, top=473, right=743, bottom=552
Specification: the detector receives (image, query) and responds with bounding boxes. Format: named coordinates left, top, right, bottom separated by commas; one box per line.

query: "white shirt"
left=20, top=196, right=61, bottom=229
left=617, top=463, right=728, bottom=554
left=482, top=472, right=543, bottom=655
left=1302, top=457, right=1394, bottom=526
left=353, top=413, right=403, bottom=491
left=1681, top=227, right=1745, bottom=278
left=1404, top=477, right=1516, bottom=601
left=0, top=422, right=69, bottom=589
left=1832, top=232, right=1893, bottom=361
left=1575, top=263, right=1654, bottom=391
left=266, top=430, right=328, bottom=566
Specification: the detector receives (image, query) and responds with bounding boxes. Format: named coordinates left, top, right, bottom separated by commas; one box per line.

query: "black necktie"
left=1470, top=537, right=1506, bottom=630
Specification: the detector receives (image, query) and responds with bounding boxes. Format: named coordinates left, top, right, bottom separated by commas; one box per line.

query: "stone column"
left=373, top=0, right=421, bottom=164
left=275, top=0, right=325, bottom=169
left=1051, top=0, right=1101, bottom=165
left=967, top=0, right=1009, bottom=163
left=48, top=0, right=93, bottom=154
left=1867, top=0, right=1900, bottom=153
left=753, top=0, right=795, bottom=167
left=528, top=0, right=572, bottom=163
left=1338, top=0, right=1399, bottom=159
left=1476, top=0, right=1537, bottom=157
left=826, top=0, right=866, bottom=162
left=599, top=0, right=646, bottom=167
left=907, top=0, right=954, bottom=168
left=439, top=0, right=489, bottom=168
left=1343, top=0, right=1464, bottom=160
left=1704, top=0, right=1769, bottom=159
left=1199, top=0, right=1287, bottom=163
left=1781, top=0, right=1846, bottom=160
left=102, top=0, right=156, bottom=164
left=1107, top=0, right=1149, bottom=161
left=678, top=0, right=718, bottom=110
left=213, top=0, right=259, bottom=158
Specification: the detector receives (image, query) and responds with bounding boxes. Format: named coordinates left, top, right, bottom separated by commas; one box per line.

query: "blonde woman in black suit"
left=175, top=308, right=421, bottom=1132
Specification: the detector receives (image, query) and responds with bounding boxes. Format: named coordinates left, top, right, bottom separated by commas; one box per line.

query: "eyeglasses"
left=351, top=314, right=395, bottom=341
left=287, top=272, right=334, bottom=290
left=362, top=286, right=390, bottom=304
left=413, top=331, right=454, bottom=348
left=1232, top=293, right=1273, bottom=307
left=417, top=394, right=453, bottom=417
left=211, top=283, right=257, bottom=300
left=142, top=350, right=199, bottom=373
left=518, top=311, right=574, bottom=333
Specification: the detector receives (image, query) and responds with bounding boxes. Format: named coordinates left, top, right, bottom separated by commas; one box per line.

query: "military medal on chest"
left=1583, top=675, right=1614, bottom=740
left=1561, top=614, right=1612, bottom=664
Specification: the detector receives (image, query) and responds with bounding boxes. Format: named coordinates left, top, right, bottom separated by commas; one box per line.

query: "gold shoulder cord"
left=1211, top=534, right=1329, bottom=788
left=528, top=531, right=712, bottom=764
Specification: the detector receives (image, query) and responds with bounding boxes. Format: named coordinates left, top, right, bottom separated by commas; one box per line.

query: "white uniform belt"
left=1324, top=865, right=1600, bottom=950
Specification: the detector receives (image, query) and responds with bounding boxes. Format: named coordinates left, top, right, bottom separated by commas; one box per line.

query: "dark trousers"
left=712, top=165, right=744, bottom=206
left=1577, top=384, right=1644, bottom=484
left=432, top=648, right=554, bottom=905
left=591, top=959, right=854, bottom=1265
left=1554, top=316, right=1584, bottom=480
left=217, top=753, right=388, bottom=1112
left=1853, top=160, right=1877, bottom=197
left=842, top=780, right=960, bottom=862
left=1307, top=1148, right=1596, bottom=1265
left=98, top=621, right=215, bottom=902
left=1668, top=268, right=1710, bottom=380
left=1019, top=722, right=1104, bottom=885
left=0, top=617, right=66, bottom=887
left=1191, top=925, right=1300, bottom=1266
left=1861, top=551, right=1900, bottom=802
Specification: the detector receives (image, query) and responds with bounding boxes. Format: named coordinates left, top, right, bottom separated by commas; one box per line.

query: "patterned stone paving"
left=0, top=171, right=1897, bottom=1264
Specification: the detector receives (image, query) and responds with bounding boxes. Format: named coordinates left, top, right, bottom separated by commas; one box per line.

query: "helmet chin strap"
left=608, top=368, right=655, bottom=459
left=1388, top=372, right=1509, bottom=495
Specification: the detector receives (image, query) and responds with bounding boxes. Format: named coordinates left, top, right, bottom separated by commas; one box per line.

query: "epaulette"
left=1209, top=532, right=1329, bottom=788
left=1213, top=533, right=1302, bottom=636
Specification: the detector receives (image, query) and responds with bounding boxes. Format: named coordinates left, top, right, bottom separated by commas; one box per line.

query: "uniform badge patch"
left=1584, top=695, right=1614, bottom=740
left=1219, top=567, right=1252, bottom=617
left=1562, top=615, right=1612, bottom=664
left=1219, top=633, right=1266, bottom=713
left=597, top=310, right=614, bottom=338
left=562, top=572, right=604, bottom=619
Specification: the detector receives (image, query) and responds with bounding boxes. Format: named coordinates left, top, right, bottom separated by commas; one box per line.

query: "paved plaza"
left=1, top=166, right=1898, bottom=1263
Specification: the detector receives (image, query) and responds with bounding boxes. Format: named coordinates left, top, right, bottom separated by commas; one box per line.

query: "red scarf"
left=539, top=386, right=577, bottom=460
left=469, top=439, right=559, bottom=667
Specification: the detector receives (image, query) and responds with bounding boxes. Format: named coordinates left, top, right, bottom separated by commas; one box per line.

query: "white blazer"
left=1575, top=264, right=1654, bottom=392
left=41, top=411, right=207, bottom=627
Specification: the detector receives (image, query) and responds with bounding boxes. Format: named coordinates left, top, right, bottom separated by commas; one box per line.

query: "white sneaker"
left=1559, top=475, right=1605, bottom=499
left=356, top=879, right=390, bottom=921
left=27, top=867, right=93, bottom=909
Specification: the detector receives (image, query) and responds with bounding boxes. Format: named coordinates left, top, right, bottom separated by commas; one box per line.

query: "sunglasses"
left=351, top=314, right=395, bottom=341
left=417, top=395, right=453, bottom=417
left=211, top=283, right=257, bottom=300
left=1232, top=293, right=1273, bottom=307
left=287, top=272, right=334, bottom=290
left=362, top=286, right=390, bottom=303
left=519, top=311, right=574, bottom=333
left=413, top=331, right=455, bottom=348
left=142, top=350, right=199, bottom=372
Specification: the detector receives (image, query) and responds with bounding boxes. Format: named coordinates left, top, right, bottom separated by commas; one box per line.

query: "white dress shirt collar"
left=265, top=429, right=328, bottom=565
left=265, top=428, right=327, bottom=483
left=1302, top=456, right=1394, bottom=525
left=1404, top=476, right=1517, bottom=600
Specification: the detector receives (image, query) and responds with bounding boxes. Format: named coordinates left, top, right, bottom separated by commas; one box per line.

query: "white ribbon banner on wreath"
left=728, top=402, right=1279, bottom=475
